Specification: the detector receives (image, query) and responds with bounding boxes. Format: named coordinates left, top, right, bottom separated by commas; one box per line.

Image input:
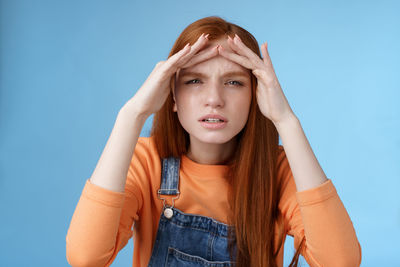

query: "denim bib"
left=147, top=156, right=237, bottom=266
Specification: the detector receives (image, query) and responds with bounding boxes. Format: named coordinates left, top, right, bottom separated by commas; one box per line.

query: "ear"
left=173, top=101, right=177, bottom=112
left=172, top=73, right=178, bottom=112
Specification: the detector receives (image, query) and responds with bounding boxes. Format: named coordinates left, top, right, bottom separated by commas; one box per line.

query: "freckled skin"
left=172, top=38, right=252, bottom=165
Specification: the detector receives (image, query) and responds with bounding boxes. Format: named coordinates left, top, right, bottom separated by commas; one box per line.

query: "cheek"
left=175, top=90, right=190, bottom=107
left=175, top=90, right=198, bottom=116
left=238, top=96, right=252, bottom=118
left=232, top=88, right=252, bottom=107
left=236, top=89, right=252, bottom=121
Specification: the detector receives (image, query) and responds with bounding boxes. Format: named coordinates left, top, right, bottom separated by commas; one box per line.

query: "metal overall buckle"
left=157, top=189, right=180, bottom=219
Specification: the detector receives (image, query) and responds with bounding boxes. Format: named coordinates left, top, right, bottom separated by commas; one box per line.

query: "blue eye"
left=185, top=79, right=201, bottom=84
left=184, top=79, right=243, bottom=86
left=228, top=80, right=243, bottom=86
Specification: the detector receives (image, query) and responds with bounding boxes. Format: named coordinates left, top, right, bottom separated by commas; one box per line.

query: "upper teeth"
left=204, top=118, right=223, bottom=122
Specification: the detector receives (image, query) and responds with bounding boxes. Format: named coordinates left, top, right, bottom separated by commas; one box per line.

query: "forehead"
left=178, top=37, right=249, bottom=77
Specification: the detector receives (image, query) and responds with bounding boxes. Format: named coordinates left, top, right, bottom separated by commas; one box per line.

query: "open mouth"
left=199, top=120, right=227, bottom=129
left=201, top=118, right=225, bottom=123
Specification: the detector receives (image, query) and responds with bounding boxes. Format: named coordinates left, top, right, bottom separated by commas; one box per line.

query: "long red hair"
left=150, top=16, right=305, bottom=267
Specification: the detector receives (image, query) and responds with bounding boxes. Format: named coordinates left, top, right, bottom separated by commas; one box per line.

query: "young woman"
left=66, top=16, right=361, bottom=267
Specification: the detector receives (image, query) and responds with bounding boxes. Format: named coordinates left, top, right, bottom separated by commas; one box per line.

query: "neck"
left=186, top=137, right=237, bottom=165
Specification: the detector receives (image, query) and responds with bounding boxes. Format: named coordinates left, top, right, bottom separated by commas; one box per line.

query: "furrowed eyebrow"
left=180, top=71, right=249, bottom=79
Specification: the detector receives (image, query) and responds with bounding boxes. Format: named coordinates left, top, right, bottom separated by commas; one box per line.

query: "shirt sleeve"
left=277, top=146, right=362, bottom=267
left=66, top=139, right=148, bottom=267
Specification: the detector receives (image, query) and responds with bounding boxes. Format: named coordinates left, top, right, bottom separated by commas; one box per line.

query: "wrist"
left=118, top=99, right=149, bottom=124
left=273, top=113, right=299, bottom=132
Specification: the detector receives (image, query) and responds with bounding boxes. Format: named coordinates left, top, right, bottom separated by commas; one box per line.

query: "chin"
left=192, top=132, right=237, bottom=145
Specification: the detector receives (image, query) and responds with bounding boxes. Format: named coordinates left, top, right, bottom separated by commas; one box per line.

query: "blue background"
left=1, top=0, right=399, bottom=266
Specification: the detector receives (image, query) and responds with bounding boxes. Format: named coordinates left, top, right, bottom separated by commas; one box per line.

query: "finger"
left=178, top=33, right=211, bottom=63
left=180, top=45, right=219, bottom=69
left=165, top=33, right=210, bottom=74
left=260, top=41, right=273, bottom=67
left=164, top=42, right=192, bottom=69
left=229, top=34, right=264, bottom=67
left=226, top=35, right=241, bottom=54
left=217, top=45, right=253, bottom=69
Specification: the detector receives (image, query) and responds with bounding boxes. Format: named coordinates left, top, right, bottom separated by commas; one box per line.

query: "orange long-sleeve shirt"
left=66, top=136, right=361, bottom=267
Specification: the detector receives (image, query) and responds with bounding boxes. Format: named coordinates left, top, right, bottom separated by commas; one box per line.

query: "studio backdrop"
left=0, top=0, right=399, bottom=266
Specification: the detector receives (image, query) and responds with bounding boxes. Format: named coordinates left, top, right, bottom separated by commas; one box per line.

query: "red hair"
left=150, top=16, right=305, bottom=267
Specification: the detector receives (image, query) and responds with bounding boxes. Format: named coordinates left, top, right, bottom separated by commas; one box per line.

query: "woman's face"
left=173, top=37, right=252, bottom=151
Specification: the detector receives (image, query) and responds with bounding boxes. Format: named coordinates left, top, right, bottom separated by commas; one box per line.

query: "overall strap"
left=158, top=156, right=180, bottom=196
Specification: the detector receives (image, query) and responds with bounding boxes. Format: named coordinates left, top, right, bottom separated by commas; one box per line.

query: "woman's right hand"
left=122, top=33, right=219, bottom=118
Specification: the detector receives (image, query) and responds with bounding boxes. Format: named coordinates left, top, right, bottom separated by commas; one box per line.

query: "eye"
left=185, top=79, right=201, bottom=84
left=184, top=79, right=243, bottom=86
left=227, top=80, right=243, bottom=86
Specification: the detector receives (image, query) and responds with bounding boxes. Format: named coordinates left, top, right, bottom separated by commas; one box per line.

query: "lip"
left=199, top=120, right=227, bottom=130
left=198, top=114, right=228, bottom=130
left=198, top=114, right=228, bottom=122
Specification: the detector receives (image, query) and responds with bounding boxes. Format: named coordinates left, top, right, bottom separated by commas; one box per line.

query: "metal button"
left=164, top=207, right=173, bottom=219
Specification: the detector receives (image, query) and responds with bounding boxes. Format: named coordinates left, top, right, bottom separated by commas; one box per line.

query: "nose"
left=203, top=81, right=225, bottom=108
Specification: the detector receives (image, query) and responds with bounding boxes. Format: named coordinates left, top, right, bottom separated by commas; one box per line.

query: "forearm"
left=295, top=181, right=362, bottom=266
left=89, top=99, right=148, bottom=193
left=274, top=115, right=328, bottom=192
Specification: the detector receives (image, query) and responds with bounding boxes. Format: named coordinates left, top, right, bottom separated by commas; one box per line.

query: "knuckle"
left=156, top=61, right=166, bottom=67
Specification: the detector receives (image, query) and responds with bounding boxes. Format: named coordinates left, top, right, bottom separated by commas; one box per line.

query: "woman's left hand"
left=218, top=34, right=296, bottom=126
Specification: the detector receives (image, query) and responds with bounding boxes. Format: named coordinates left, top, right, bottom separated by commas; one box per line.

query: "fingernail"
left=235, top=34, right=241, bottom=41
left=205, top=33, right=210, bottom=39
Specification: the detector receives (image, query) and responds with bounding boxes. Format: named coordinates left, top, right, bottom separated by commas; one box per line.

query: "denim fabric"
left=147, top=157, right=236, bottom=267
left=158, top=157, right=180, bottom=195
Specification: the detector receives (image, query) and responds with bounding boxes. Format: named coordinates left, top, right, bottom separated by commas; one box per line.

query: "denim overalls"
left=147, top=156, right=237, bottom=266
